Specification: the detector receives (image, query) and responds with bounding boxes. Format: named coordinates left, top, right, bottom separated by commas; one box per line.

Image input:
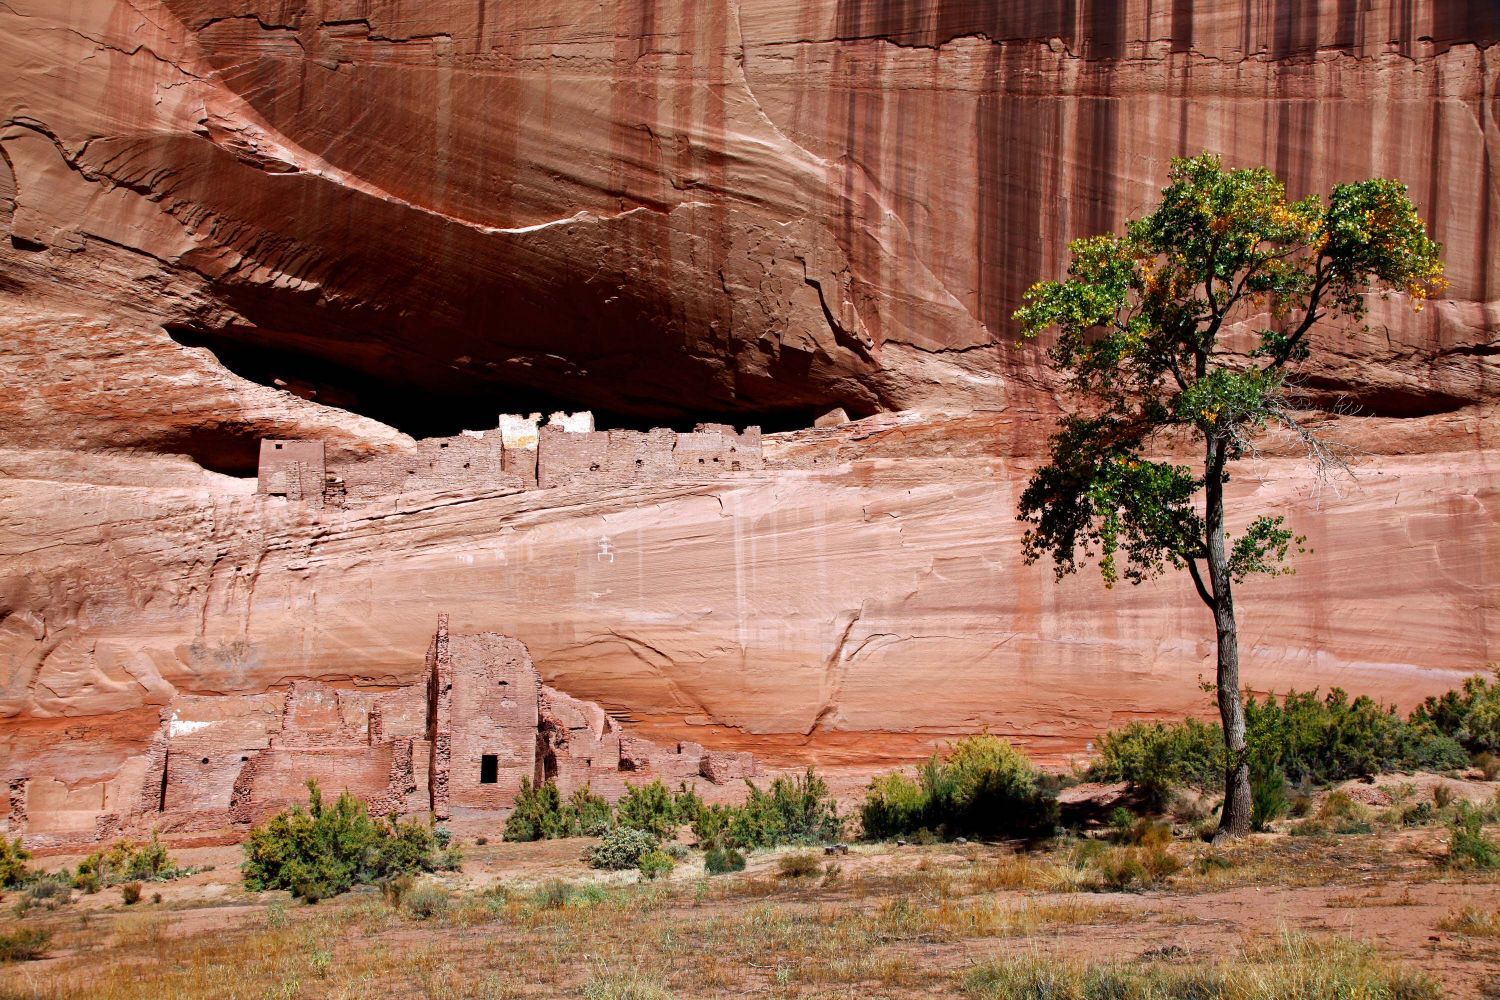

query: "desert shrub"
left=960, top=932, right=1438, bottom=999
left=1447, top=802, right=1500, bottom=870
left=0, top=837, right=31, bottom=889
left=1107, top=806, right=1136, bottom=836
left=616, top=780, right=682, bottom=839
left=1401, top=801, right=1434, bottom=826
left=695, top=768, right=842, bottom=850
left=504, top=779, right=569, bottom=842
left=74, top=871, right=100, bottom=895
left=776, top=852, right=821, bottom=879
left=120, top=882, right=142, bottom=905
left=1433, top=783, right=1457, bottom=810
left=581, top=969, right=675, bottom=1000
left=567, top=787, right=616, bottom=836
left=1411, top=668, right=1500, bottom=755
left=860, top=772, right=927, bottom=839
left=380, top=874, right=414, bottom=908
left=241, top=781, right=442, bottom=901
left=529, top=879, right=576, bottom=910
left=1250, top=757, right=1289, bottom=832
left=1475, top=752, right=1500, bottom=782
left=861, top=736, right=1056, bottom=840
left=75, top=834, right=178, bottom=888
left=588, top=826, right=659, bottom=871
left=403, top=884, right=450, bottom=919
left=1250, top=688, right=1468, bottom=783
left=1088, top=719, right=1223, bottom=810
left=636, top=850, right=675, bottom=881
left=0, top=927, right=50, bottom=962
left=703, top=846, right=745, bottom=875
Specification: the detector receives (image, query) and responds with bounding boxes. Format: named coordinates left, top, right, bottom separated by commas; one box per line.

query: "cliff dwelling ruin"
left=258, top=411, right=764, bottom=507
left=3, top=617, right=755, bottom=847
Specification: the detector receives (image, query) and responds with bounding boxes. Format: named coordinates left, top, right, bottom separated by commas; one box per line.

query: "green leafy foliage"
left=1447, top=803, right=1499, bottom=870
left=702, top=845, right=746, bottom=875
left=1247, top=689, right=1467, bottom=783
left=0, top=927, right=50, bottom=962
left=1087, top=720, right=1224, bottom=810
left=861, top=735, right=1059, bottom=840
left=691, top=768, right=842, bottom=851
left=1016, top=154, right=1442, bottom=593
left=567, top=786, right=616, bottom=836
left=1411, top=668, right=1500, bottom=755
left=636, top=850, right=675, bottom=881
left=241, top=781, right=443, bottom=902
left=587, top=826, right=659, bottom=871
left=504, top=780, right=617, bottom=841
left=75, top=834, right=182, bottom=888
left=0, top=837, right=31, bottom=889
left=1090, top=686, right=1471, bottom=810
left=1250, top=756, right=1289, bottom=832
left=503, top=779, right=569, bottom=842
left=615, top=780, right=684, bottom=839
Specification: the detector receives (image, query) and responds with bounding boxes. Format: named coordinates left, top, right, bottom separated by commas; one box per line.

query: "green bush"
left=703, top=846, right=745, bottom=875
left=860, top=772, right=927, bottom=839
left=1250, top=757, right=1289, bottom=832
left=776, top=852, right=821, bottom=879
left=1088, top=719, right=1223, bottom=809
left=587, top=826, right=659, bottom=871
left=403, top=883, right=450, bottom=919
left=616, top=780, right=682, bottom=839
left=75, top=834, right=183, bottom=888
left=861, top=736, right=1057, bottom=840
left=1448, top=802, right=1500, bottom=870
left=567, top=787, right=616, bottom=836
left=636, top=850, right=675, bottom=881
left=504, top=779, right=569, bottom=842
left=0, top=927, right=50, bottom=962
left=1088, top=682, right=1478, bottom=813
left=1412, top=668, right=1500, bottom=755
left=241, top=781, right=443, bottom=902
left=504, top=780, right=620, bottom=841
left=691, top=768, right=842, bottom=851
left=0, top=837, right=31, bottom=889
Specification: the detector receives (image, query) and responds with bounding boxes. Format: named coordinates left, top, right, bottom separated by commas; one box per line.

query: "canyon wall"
left=0, top=1, right=1497, bottom=838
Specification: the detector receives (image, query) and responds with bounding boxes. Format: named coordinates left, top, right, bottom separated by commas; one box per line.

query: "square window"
left=480, top=754, right=498, bottom=784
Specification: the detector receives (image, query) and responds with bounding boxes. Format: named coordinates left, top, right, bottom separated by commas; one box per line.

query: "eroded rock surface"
left=0, top=2, right=1497, bottom=841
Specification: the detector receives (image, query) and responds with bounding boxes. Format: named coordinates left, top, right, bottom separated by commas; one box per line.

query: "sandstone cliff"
left=0, top=2, right=1497, bottom=840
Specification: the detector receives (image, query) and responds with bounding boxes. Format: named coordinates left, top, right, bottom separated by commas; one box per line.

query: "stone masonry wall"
left=8, top=619, right=761, bottom=844
left=256, top=413, right=763, bottom=507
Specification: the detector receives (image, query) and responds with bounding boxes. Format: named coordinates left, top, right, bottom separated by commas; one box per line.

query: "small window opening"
left=240, top=755, right=249, bottom=762
left=200, top=757, right=210, bottom=765
left=635, top=459, right=643, bottom=466
left=698, top=458, right=705, bottom=464
left=480, top=754, right=499, bottom=784
left=463, top=462, right=470, bottom=469
left=440, top=442, right=449, bottom=448
left=274, top=443, right=284, bottom=450
left=497, top=679, right=509, bottom=686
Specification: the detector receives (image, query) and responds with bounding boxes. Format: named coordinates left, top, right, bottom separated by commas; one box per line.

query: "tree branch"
left=1186, top=558, right=1215, bottom=609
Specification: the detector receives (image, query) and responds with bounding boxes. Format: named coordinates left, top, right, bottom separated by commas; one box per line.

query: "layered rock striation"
left=0, top=2, right=1497, bottom=844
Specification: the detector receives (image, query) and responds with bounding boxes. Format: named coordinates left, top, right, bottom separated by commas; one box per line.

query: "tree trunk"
left=1205, top=439, right=1252, bottom=841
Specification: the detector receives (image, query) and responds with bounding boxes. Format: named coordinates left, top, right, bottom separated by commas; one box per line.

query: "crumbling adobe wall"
left=257, top=440, right=327, bottom=505
left=7, top=619, right=762, bottom=844
left=257, top=414, right=764, bottom=507
left=536, top=423, right=762, bottom=489
left=442, top=632, right=543, bottom=816
left=338, top=432, right=524, bottom=504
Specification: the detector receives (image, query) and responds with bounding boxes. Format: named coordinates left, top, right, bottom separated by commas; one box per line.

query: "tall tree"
left=1013, top=154, right=1446, bottom=839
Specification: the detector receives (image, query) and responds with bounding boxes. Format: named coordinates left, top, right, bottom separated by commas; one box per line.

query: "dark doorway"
left=480, top=754, right=498, bottom=784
